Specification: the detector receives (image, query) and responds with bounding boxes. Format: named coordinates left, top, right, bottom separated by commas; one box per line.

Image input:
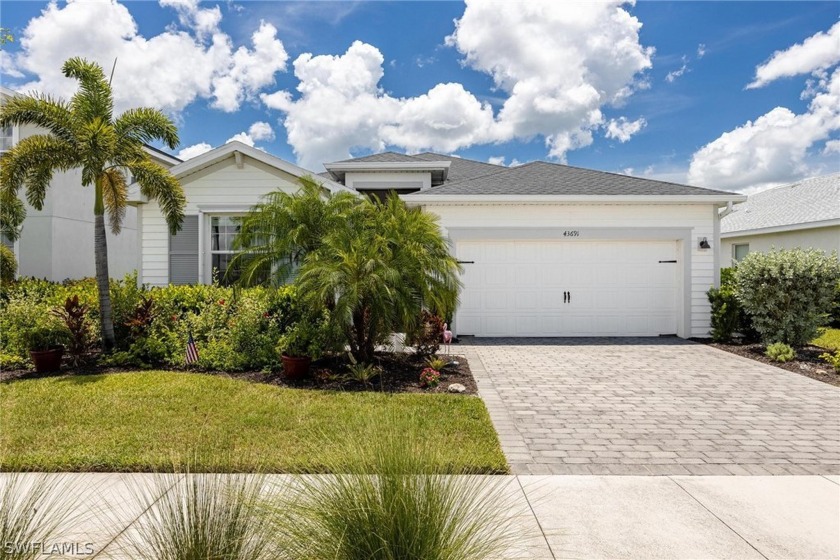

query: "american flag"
left=185, top=331, right=199, bottom=364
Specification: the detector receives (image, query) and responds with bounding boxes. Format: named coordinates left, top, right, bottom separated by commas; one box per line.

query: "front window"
left=210, top=216, right=241, bottom=285
left=0, top=125, right=13, bottom=152
left=733, top=243, right=749, bottom=263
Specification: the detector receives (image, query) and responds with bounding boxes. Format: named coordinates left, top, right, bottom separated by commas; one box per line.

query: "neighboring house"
left=135, top=143, right=744, bottom=339
left=720, top=173, right=840, bottom=267
left=0, top=86, right=181, bottom=281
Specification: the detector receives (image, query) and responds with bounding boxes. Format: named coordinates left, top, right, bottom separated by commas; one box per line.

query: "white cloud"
left=227, top=132, right=254, bottom=146
left=224, top=120, right=275, bottom=147
left=748, top=21, right=840, bottom=88
left=447, top=0, right=653, bottom=160
left=697, top=43, right=706, bottom=59
left=177, top=142, right=213, bottom=160
left=665, top=57, right=689, bottom=83
left=688, top=68, right=840, bottom=191
left=263, top=1, right=653, bottom=168
left=605, top=117, right=646, bottom=142
left=824, top=139, right=840, bottom=154
left=9, top=0, right=287, bottom=115
left=247, top=121, right=275, bottom=141
left=488, top=156, right=505, bottom=166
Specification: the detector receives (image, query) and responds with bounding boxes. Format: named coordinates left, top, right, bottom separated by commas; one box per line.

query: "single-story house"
left=0, top=86, right=181, bottom=281
left=132, top=142, right=745, bottom=339
left=720, top=173, right=840, bottom=267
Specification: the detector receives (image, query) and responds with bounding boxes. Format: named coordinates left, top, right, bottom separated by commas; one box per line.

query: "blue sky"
left=1, top=1, right=838, bottom=192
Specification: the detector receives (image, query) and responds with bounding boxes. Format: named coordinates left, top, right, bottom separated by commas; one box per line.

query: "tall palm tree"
left=297, top=195, right=461, bottom=362
left=0, top=57, right=186, bottom=349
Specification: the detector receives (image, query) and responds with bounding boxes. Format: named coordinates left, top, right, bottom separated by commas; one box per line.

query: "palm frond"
left=63, top=56, right=114, bottom=123
left=0, top=93, right=76, bottom=143
left=130, top=160, right=186, bottom=234
left=0, top=135, right=77, bottom=210
left=100, top=168, right=128, bottom=234
left=0, top=191, right=25, bottom=242
left=115, top=107, right=179, bottom=149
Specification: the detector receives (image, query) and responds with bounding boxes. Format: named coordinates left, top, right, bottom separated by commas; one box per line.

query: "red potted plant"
left=276, top=317, right=328, bottom=380
left=25, top=323, right=68, bottom=373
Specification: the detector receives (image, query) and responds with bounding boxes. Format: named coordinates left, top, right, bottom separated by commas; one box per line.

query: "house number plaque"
left=563, top=230, right=580, bottom=237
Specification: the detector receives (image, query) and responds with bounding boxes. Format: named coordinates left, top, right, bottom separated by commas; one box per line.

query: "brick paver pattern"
left=461, top=338, right=840, bottom=476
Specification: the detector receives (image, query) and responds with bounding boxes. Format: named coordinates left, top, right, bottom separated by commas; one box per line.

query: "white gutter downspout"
left=719, top=201, right=735, bottom=219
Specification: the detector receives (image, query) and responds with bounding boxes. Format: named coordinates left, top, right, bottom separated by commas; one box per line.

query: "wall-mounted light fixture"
left=698, top=237, right=711, bottom=250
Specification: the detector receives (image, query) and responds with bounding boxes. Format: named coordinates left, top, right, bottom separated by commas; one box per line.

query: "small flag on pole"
left=186, top=331, right=199, bottom=364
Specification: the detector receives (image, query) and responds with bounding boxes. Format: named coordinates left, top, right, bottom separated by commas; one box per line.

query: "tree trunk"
left=94, top=183, right=116, bottom=350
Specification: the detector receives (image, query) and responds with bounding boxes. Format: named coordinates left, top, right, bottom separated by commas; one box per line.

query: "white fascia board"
left=721, top=218, right=840, bottom=238
left=170, top=141, right=354, bottom=193
left=324, top=161, right=451, bottom=173
left=402, top=193, right=748, bottom=205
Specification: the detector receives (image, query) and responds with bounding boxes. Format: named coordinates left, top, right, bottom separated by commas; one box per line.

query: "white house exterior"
left=130, top=142, right=349, bottom=287
left=0, top=86, right=180, bottom=281
left=134, top=145, right=744, bottom=339
left=720, top=174, right=840, bottom=267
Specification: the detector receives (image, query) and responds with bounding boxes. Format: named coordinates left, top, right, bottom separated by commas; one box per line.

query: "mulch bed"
left=695, top=339, right=840, bottom=387
left=0, top=353, right=478, bottom=395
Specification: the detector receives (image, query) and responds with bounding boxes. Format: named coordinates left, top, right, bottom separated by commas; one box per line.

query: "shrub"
left=0, top=244, right=16, bottom=286
left=0, top=351, right=27, bottom=370
left=830, top=281, right=840, bottom=328
left=765, top=342, right=796, bottom=363
left=127, top=471, right=275, bottom=560
left=51, top=295, right=94, bottom=365
left=407, top=310, right=445, bottom=357
left=419, top=367, right=441, bottom=388
left=345, top=362, right=381, bottom=386
left=820, top=350, right=840, bottom=372
left=268, top=417, right=521, bottom=560
left=735, top=249, right=840, bottom=346
left=425, top=356, right=448, bottom=371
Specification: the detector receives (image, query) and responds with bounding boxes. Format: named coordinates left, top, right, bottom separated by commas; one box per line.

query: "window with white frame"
left=733, top=243, right=749, bottom=263
left=0, top=125, right=13, bottom=152
left=210, top=216, right=242, bottom=285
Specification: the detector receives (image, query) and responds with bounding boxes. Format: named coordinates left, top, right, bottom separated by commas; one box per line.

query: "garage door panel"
left=455, top=240, right=679, bottom=337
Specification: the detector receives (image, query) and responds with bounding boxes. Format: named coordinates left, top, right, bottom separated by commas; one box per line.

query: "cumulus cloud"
left=748, top=21, right=840, bottom=89
left=697, top=43, right=706, bottom=58
left=227, top=132, right=254, bottom=146
left=247, top=121, right=275, bottom=141
left=688, top=68, right=840, bottom=191
left=177, top=142, right=213, bottom=160
left=824, top=139, right=840, bottom=154
left=9, top=0, right=287, bottom=115
left=263, top=1, right=653, bottom=168
left=605, top=117, right=646, bottom=142
left=689, top=23, right=840, bottom=191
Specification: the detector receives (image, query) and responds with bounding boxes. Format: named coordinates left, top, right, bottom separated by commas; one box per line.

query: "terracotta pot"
left=281, top=354, right=311, bottom=379
left=30, top=346, right=64, bottom=373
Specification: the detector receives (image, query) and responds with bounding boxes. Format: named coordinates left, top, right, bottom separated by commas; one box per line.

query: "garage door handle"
left=564, top=291, right=571, bottom=303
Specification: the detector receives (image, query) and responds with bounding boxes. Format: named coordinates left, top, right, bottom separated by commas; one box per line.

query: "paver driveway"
left=461, top=338, right=840, bottom=475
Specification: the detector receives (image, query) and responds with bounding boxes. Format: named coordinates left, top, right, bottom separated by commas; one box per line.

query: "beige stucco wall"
left=721, top=225, right=840, bottom=268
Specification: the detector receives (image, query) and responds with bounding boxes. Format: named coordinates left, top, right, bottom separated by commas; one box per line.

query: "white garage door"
left=456, top=240, right=679, bottom=337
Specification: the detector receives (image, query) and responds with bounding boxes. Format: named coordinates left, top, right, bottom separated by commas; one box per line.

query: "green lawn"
left=813, top=328, right=840, bottom=351
left=0, top=372, right=507, bottom=473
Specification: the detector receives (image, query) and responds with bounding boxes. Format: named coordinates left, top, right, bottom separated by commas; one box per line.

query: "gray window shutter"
left=169, top=215, right=199, bottom=285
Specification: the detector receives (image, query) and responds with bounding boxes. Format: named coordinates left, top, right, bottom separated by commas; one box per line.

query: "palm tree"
left=233, top=176, right=360, bottom=286
left=297, top=195, right=461, bottom=362
left=0, top=57, right=186, bottom=349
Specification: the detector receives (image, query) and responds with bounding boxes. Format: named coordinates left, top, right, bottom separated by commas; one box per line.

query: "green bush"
left=0, top=277, right=304, bottom=372
left=735, top=249, right=840, bottom=346
left=820, top=350, right=840, bottom=372
left=830, top=281, right=840, bottom=328
left=0, top=244, right=16, bottom=285
left=765, top=342, right=796, bottom=363
left=707, top=268, right=757, bottom=343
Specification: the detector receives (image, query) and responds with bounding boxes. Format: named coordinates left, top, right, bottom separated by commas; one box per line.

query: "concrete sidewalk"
left=3, top=473, right=838, bottom=559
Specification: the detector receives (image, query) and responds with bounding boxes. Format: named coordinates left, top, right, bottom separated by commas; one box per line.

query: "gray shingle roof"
left=412, top=152, right=505, bottom=183
left=414, top=161, right=734, bottom=196
left=721, top=173, right=840, bottom=234
left=334, top=152, right=421, bottom=163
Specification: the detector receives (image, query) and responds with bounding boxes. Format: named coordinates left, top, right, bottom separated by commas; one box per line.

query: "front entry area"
left=455, top=239, right=680, bottom=337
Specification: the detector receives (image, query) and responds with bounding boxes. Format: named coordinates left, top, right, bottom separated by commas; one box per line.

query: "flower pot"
left=281, top=354, right=311, bottom=379
left=30, top=346, right=64, bottom=373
